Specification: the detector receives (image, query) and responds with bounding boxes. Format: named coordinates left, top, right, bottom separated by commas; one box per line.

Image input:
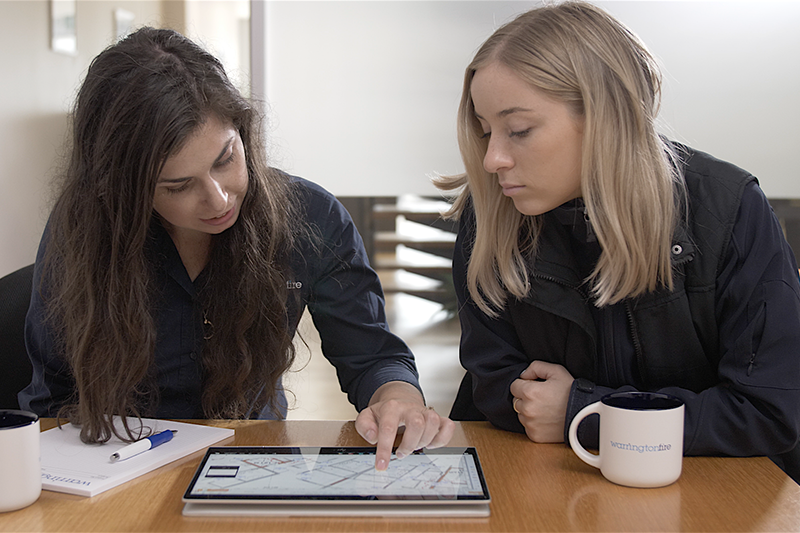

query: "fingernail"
left=365, top=430, right=376, bottom=444
left=376, top=459, right=388, bottom=471
left=395, top=450, right=407, bottom=460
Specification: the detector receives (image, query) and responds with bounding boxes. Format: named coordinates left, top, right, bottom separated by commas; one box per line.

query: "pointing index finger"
left=374, top=411, right=401, bottom=471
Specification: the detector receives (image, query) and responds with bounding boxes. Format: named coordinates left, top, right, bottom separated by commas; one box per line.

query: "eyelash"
left=164, top=151, right=236, bottom=194
left=480, top=129, right=532, bottom=140
left=166, top=182, right=190, bottom=194
left=215, top=151, right=235, bottom=167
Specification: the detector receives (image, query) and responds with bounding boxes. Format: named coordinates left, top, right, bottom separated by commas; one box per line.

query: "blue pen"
left=110, top=429, right=177, bottom=462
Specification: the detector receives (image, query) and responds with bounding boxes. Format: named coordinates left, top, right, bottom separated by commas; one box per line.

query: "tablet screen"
left=183, top=447, right=490, bottom=502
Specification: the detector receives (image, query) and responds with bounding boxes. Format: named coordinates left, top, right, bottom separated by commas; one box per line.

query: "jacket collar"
left=531, top=197, right=696, bottom=286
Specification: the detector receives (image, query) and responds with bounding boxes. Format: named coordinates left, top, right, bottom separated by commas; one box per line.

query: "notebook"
left=182, top=446, right=491, bottom=517
left=40, top=417, right=234, bottom=497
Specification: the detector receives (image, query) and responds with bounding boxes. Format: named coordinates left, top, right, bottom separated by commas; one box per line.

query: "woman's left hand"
left=355, top=381, right=455, bottom=471
left=510, top=360, right=574, bottom=443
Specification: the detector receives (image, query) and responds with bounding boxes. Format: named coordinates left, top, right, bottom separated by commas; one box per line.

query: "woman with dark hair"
left=437, top=1, right=800, bottom=469
left=20, top=27, right=453, bottom=470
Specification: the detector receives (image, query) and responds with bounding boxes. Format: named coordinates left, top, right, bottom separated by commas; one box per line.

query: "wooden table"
left=1, top=420, right=799, bottom=532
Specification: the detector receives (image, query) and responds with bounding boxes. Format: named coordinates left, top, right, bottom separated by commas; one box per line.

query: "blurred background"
left=2, top=0, right=798, bottom=418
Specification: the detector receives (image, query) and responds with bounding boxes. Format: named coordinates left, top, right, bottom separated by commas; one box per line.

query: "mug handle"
left=568, top=401, right=602, bottom=468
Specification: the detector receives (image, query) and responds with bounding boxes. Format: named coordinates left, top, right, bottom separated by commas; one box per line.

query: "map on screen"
left=184, top=447, right=489, bottom=501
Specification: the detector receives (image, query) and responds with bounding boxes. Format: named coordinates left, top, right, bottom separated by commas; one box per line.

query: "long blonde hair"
left=437, top=1, right=683, bottom=316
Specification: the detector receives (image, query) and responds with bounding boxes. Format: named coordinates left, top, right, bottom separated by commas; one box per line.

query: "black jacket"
left=452, top=145, right=800, bottom=457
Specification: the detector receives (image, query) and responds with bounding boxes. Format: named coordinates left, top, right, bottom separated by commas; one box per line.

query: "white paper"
left=40, top=417, right=234, bottom=497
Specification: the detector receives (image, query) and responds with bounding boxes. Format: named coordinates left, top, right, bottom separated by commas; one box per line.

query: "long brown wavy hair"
left=42, top=27, right=297, bottom=443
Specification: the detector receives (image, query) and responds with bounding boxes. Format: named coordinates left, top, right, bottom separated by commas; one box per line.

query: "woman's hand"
left=509, top=361, right=574, bottom=443
left=355, top=381, right=455, bottom=470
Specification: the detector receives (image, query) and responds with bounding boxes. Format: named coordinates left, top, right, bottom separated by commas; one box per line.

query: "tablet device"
left=182, top=446, right=490, bottom=517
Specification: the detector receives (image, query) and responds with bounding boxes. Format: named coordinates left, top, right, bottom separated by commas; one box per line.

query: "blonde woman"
left=438, top=1, right=800, bottom=474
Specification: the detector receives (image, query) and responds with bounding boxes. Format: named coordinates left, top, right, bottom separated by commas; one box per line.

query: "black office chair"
left=0, top=264, right=34, bottom=409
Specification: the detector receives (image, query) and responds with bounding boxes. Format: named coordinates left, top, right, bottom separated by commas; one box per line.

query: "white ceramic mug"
left=568, top=391, right=684, bottom=488
left=0, top=410, right=41, bottom=512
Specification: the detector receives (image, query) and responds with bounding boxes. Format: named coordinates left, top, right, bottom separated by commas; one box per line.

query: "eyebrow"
left=157, top=136, right=236, bottom=184
left=474, top=107, right=535, bottom=121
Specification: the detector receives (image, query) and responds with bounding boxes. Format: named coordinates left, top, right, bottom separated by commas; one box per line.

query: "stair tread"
left=374, top=231, right=456, bottom=244
left=382, top=286, right=449, bottom=295
left=377, top=269, right=443, bottom=287
left=375, top=266, right=452, bottom=275
left=373, top=201, right=451, bottom=217
left=380, top=281, right=446, bottom=292
left=374, top=257, right=451, bottom=268
left=373, top=210, right=444, bottom=221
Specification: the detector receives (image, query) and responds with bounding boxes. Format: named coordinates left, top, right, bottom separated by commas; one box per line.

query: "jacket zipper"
left=624, top=302, right=646, bottom=383
left=532, top=273, right=588, bottom=298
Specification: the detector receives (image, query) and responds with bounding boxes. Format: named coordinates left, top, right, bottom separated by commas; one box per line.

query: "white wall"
left=0, top=0, right=164, bottom=278
left=603, top=1, right=800, bottom=199
left=0, top=0, right=249, bottom=278
left=4, top=0, right=799, bottom=277
left=259, top=1, right=800, bottom=198
left=185, top=0, right=251, bottom=95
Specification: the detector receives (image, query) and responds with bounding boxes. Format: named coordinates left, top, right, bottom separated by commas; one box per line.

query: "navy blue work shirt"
left=19, top=175, right=421, bottom=419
